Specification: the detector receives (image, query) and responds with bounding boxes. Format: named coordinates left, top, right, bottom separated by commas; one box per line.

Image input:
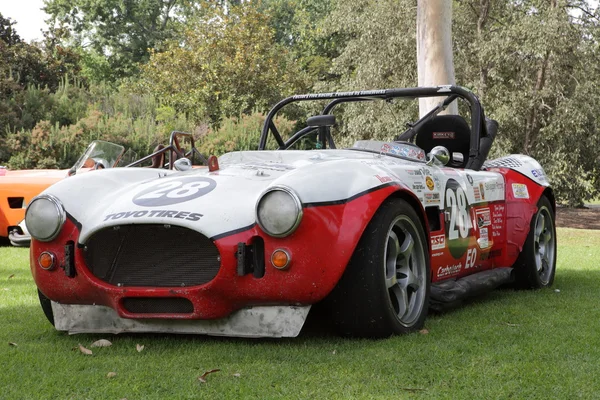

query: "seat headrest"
left=415, top=115, right=471, bottom=168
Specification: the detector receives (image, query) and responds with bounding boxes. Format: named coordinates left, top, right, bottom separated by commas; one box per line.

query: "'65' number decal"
left=444, top=179, right=472, bottom=259
left=133, top=177, right=216, bottom=206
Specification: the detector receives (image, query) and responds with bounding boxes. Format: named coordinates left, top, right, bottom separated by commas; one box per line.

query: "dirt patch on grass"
left=556, top=206, right=600, bottom=230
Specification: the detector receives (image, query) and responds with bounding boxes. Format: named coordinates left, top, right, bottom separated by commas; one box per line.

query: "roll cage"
left=259, top=86, right=493, bottom=171
left=126, top=131, right=207, bottom=169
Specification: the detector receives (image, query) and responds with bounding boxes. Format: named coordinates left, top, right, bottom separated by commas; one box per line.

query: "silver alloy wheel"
left=384, top=215, right=427, bottom=327
left=534, top=206, right=556, bottom=285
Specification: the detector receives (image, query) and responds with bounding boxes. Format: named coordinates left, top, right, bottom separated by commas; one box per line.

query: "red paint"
left=32, top=185, right=402, bottom=320
left=31, top=170, right=550, bottom=321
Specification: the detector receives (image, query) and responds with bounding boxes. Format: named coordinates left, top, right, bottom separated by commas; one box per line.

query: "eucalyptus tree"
left=417, top=0, right=457, bottom=116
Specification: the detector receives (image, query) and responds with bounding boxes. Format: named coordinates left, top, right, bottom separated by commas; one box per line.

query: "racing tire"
left=327, top=198, right=430, bottom=338
left=38, top=290, right=55, bottom=327
left=513, top=195, right=556, bottom=289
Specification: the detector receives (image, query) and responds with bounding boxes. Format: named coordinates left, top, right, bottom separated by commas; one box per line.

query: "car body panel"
left=27, top=86, right=554, bottom=337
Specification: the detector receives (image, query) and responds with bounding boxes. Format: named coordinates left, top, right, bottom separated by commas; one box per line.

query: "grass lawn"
left=2, top=228, right=600, bottom=399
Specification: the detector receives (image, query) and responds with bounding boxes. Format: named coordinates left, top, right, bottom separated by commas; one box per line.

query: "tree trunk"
left=417, top=0, right=457, bottom=117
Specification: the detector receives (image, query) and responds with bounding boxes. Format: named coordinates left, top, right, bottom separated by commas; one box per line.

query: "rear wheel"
left=38, top=290, right=55, bottom=326
left=327, top=199, right=430, bottom=338
left=514, top=195, right=556, bottom=289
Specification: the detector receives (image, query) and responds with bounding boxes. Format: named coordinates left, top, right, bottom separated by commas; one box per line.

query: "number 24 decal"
left=445, top=186, right=470, bottom=240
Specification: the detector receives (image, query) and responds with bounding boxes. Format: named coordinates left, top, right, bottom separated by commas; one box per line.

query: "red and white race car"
left=26, top=86, right=556, bottom=338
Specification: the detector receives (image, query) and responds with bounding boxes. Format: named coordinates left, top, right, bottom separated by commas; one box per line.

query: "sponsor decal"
left=473, top=187, right=481, bottom=202
left=512, top=183, right=530, bottom=199
left=425, top=192, right=440, bottom=205
left=465, top=248, right=477, bottom=269
left=476, top=208, right=491, bottom=228
left=432, top=251, right=444, bottom=257
left=293, top=90, right=386, bottom=100
left=431, top=234, right=445, bottom=250
left=376, top=175, right=392, bottom=183
left=413, top=182, right=426, bottom=191
left=103, top=210, right=203, bottom=222
left=438, top=263, right=462, bottom=278
left=444, top=179, right=472, bottom=259
left=432, top=131, right=455, bottom=140
left=466, top=174, right=473, bottom=185
left=491, top=204, right=505, bottom=238
left=238, top=162, right=294, bottom=171
left=485, top=181, right=504, bottom=191
left=531, top=169, right=546, bottom=180
left=426, top=176, right=435, bottom=190
left=133, top=177, right=217, bottom=207
left=479, top=182, right=485, bottom=200
left=477, top=227, right=489, bottom=249
left=381, top=143, right=391, bottom=153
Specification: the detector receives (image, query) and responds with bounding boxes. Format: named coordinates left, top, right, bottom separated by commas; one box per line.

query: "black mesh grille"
left=484, top=156, right=523, bottom=169
left=84, top=224, right=220, bottom=287
left=122, top=297, right=194, bottom=314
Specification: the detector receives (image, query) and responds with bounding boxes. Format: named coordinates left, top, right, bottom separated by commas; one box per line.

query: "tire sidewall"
left=373, top=200, right=431, bottom=333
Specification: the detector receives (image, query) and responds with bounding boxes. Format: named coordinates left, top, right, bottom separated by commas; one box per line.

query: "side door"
left=427, top=167, right=506, bottom=282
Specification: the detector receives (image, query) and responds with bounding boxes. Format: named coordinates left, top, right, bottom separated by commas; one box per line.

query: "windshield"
left=70, top=140, right=125, bottom=174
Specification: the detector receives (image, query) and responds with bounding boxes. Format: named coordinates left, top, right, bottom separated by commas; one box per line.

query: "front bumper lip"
left=9, top=229, right=31, bottom=247
left=51, top=302, right=311, bottom=337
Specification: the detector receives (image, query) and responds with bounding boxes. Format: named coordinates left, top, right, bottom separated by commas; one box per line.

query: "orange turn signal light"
left=38, top=252, right=56, bottom=270
left=271, top=249, right=291, bottom=270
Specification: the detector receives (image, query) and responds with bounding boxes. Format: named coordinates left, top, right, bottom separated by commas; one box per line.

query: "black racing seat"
left=415, top=115, right=471, bottom=168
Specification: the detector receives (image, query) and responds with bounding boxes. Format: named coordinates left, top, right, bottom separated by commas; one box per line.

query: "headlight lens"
left=25, top=195, right=66, bottom=242
left=256, top=186, right=303, bottom=237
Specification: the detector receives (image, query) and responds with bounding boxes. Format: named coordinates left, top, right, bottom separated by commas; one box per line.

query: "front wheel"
left=327, top=198, right=430, bottom=338
left=514, top=195, right=557, bottom=289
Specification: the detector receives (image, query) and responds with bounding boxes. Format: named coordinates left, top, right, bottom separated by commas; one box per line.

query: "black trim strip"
left=303, top=182, right=399, bottom=208
left=211, top=223, right=256, bottom=241
left=66, top=212, right=82, bottom=232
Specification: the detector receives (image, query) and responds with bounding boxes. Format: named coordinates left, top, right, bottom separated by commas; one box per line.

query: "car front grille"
left=83, top=224, right=220, bottom=287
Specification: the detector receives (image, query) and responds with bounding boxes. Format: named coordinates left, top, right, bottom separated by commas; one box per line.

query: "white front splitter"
left=51, top=302, right=311, bottom=338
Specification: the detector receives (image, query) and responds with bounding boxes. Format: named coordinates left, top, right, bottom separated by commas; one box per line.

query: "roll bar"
left=259, top=86, right=486, bottom=170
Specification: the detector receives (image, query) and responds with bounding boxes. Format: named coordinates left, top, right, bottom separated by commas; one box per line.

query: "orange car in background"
left=1, top=132, right=205, bottom=246
left=0, top=167, right=66, bottom=245
left=0, top=141, right=128, bottom=246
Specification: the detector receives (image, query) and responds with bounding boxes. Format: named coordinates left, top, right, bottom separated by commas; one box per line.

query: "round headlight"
left=256, top=186, right=303, bottom=237
left=25, top=194, right=66, bottom=242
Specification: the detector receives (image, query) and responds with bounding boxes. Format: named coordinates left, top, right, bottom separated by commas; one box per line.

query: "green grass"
left=2, top=229, right=600, bottom=399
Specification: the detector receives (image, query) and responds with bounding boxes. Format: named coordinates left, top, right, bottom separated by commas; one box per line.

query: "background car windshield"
left=72, top=140, right=125, bottom=172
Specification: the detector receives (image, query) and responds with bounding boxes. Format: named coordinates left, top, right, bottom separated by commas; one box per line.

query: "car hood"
left=42, top=150, right=421, bottom=241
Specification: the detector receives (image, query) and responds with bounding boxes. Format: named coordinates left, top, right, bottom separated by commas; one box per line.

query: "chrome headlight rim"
left=25, top=194, right=66, bottom=242
left=255, top=185, right=303, bottom=238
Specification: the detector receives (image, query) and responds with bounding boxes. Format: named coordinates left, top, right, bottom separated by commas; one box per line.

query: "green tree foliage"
left=43, top=0, right=196, bottom=80
left=259, top=0, right=339, bottom=82
left=140, top=3, right=307, bottom=127
left=321, top=0, right=600, bottom=205
left=315, top=0, right=420, bottom=146
left=453, top=0, right=600, bottom=205
left=4, top=86, right=195, bottom=169
left=0, top=13, right=83, bottom=147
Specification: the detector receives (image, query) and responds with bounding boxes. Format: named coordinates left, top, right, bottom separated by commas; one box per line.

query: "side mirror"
left=174, top=158, right=192, bottom=171
left=306, top=115, right=335, bottom=128
left=426, top=146, right=450, bottom=166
